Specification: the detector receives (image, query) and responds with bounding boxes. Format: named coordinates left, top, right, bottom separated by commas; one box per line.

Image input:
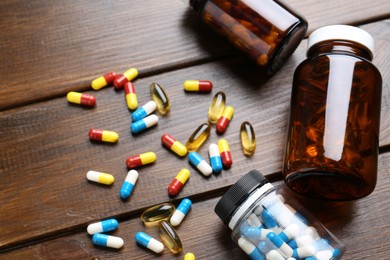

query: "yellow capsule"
left=86, top=171, right=114, bottom=185
left=186, top=123, right=211, bottom=152
left=158, top=221, right=183, bottom=254
left=240, top=121, right=256, bottom=156
left=141, top=203, right=176, bottom=227
left=150, top=82, right=170, bottom=115
left=184, top=253, right=196, bottom=260
left=208, top=91, right=226, bottom=124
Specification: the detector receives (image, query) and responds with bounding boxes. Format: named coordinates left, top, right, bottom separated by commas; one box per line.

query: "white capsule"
left=266, top=250, right=284, bottom=260
left=283, top=223, right=300, bottom=240
left=247, top=213, right=262, bottom=228
left=315, top=250, right=333, bottom=260
left=305, top=226, right=320, bottom=240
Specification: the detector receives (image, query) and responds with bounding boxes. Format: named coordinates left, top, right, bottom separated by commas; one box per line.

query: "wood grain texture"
left=1, top=0, right=390, bottom=110
left=1, top=20, right=389, bottom=251
left=1, top=153, right=389, bottom=259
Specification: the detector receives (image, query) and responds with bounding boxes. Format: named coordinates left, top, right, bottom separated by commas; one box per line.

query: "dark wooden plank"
left=1, top=0, right=390, bottom=110
left=0, top=20, right=389, bottom=250
left=2, top=153, right=389, bottom=259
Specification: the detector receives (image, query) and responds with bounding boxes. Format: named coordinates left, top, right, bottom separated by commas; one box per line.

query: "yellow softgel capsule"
left=240, top=121, right=256, bottom=156
left=184, top=253, right=196, bottom=260
left=86, top=171, right=114, bottom=185
left=158, top=221, right=183, bottom=254
left=141, top=203, right=176, bottom=227
left=186, top=123, right=211, bottom=152
left=208, top=91, right=226, bottom=124
left=150, top=82, right=170, bottom=115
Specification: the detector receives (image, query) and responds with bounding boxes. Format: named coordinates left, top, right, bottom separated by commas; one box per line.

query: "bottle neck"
left=307, top=40, right=373, bottom=61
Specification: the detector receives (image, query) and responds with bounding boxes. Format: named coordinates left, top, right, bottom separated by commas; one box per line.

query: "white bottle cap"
left=307, top=25, right=374, bottom=54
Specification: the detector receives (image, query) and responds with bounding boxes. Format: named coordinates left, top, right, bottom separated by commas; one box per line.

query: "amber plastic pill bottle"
left=182, top=0, right=308, bottom=74
left=283, top=25, right=382, bottom=200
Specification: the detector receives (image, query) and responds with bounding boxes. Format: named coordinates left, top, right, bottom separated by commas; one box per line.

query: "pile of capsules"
left=66, top=68, right=257, bottom=258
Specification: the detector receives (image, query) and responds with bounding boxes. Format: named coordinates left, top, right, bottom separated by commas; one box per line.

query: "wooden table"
left=1, top=1, right=389, bottom=259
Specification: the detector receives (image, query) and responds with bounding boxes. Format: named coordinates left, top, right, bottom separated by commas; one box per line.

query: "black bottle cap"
left=214, top=170, right=269, bottom=225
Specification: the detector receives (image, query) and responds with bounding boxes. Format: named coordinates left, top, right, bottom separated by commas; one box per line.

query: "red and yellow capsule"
left=126, top=152, right=156, bottom=168
left=88, top=129, right=119, bottom=143
left=67, top=92, right=96, bottom=107
left=168, top=168, right=190, bottom=196
left=218, top=139, right=232, bottom=169
left=91, top=71, right=118, bottom=90
left=183, top=80, right=213, bottom=92
left=161, top=134, right=187, bottom=157
left=216, top=106, right=234, bottom=134
left=124, top=82, right=138, bottom=110
left=113, top=68, right=138, bottom=89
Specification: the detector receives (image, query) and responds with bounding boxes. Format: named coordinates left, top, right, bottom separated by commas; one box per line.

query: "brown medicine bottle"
left=182, top=0, right=308, bottom=74
left=283, top=25, right=382, bottom=200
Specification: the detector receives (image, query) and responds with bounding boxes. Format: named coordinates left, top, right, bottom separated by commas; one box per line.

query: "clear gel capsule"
left=184, top=80, right=213, bottom=92
left=150, top=82, right=170, bottom=115
left=208, top=91, right=226, bottom=124
left=88, top=129, right=118, bottom=143
left=132, top=101, right=157, bottom=122
left=186, top=123, right=211, bottom=152
left=120, top=170, right=139, bottom=200
left=240, top=121, right=256, bottom=156
left=86, top=171, right=114, bottom=185
left=162, top=134, right=188, bottom=157
left=92, top=234, right=124, bottom=249
left=130, top=114, right=158, bottom=134
left=141, top=203, right=176, bottom=227
left=184, top=253, right=196, bottom=260
left=91, top=71, right=118, bottom=90
left=124, top=82, right=138, bottom=110
left=158, top=221, right=183, bottom=254
left=135, top=232, right=164, bottom=253
left=113, top=68, right=138, bottom=89
left=87, top=219, right=119, bottom=235
left=216, top=106, right=234, bottom=134
left=126, top=152, right=156, bottom=169
left=67, top=92, right=96, bottom=107
left=170, top=198, right=192, bottom=226
left=209, top=143, right=223, bottom=173
left=168, top=168, right=190, bottom=197
left=188, top=152, right=213, bottom=176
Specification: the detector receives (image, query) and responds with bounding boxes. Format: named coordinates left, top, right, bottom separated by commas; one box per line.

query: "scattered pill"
left=87, top=219, right=119, bottom=235
left=186, top=123, right=211, bottom=152
left=124, top=82, right=138, bottom=110
left=132, top=101, right=157, bottom=122
left=170, top=198, right=192, bottom=226
left=238, top=237, right=264, bottom=260
left=168, top=168, right=190, bottom=197
left=158, top=221, right=183, bottom=254
left=216, top=105, right=234, bottom=134
left=88, top=129, right=118, bottom=143
left=188, top=152, right=213, bottom=176
left=208, top=91, right=226, bottom=124
left=135, top=232, right=164, bottom=253
left=67, top=91, right=96, bottom=107
left=113, top=68, right=138, bottom=89
left=92, top=234, right=124, bottom=249
left=161, top=134, right=188, bottom=157
left=131, top=114, right=158, bottom=134
left=141, top=203, right=176, bottom=227
left=150, top=82, right=170, bottom=115
left=218, top=139, right=232, bottom=169
left=183, top=80, right=213, bottom=92
left=184, top=253, right=196, bottom=260
left=126, top=152, right=156, bottom=168
left=86, top=171, right=114, bottom=185
left=120, top=170, right=139, bottom=200
left=240, top=121, right=256, bottom=156
left=208, top=143, right=223, bottom=174
left=91, top=71, right=118, bottom=90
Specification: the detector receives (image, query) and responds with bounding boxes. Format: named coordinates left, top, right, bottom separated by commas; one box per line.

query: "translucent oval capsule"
left=208, top=91, right=226, bottom=124
left=240, top=121, right=256, bottom=156
left=158, top=221, right=183, bottom=254
left=141, top=203, right=176, bottom=227
left=186, top=123, right=211, bottom=152
left=150, top=82, right=170, bottom=115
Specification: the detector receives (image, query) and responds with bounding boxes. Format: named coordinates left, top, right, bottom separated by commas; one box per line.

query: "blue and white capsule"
left=238, top=237, right=265, bottom=260
left=135, top=232, right=164, bottom=253
left=266, top=232, right=293, bottom=258
left=188, top=152, right=212, bottom=176
left=131, top=114, right=158, bottom=134
left=278, top=223, right=299, bottom=242
left=120, top=170, right=139, bottom=200
left=261, top=209, right=279, bottom=229
left=132, top=101, right=157, bottom=122
left=208, top=143, right=223, bottom=173
left=292, top=245, right=316, bottom=259
left=87, top=219, right=119, bottom=235
left=243, top=226, right=271, bottom=242
left=170, top=198, right=192, bottom=226
left=92, top=234, right=124, bottom=249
